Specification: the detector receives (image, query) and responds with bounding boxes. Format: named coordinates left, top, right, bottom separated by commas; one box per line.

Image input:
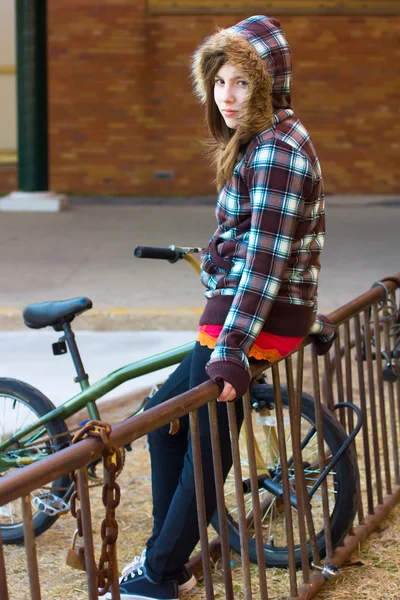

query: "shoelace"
left=128, top=568, right=143, bottom=579
left=120, top=550, right=146, bottom=580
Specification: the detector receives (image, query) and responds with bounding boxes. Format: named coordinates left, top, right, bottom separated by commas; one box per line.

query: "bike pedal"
left=32, top=492, right=70, bottom=516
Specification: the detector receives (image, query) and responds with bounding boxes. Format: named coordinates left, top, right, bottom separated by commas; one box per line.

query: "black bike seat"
left=23, top=297, right=93, bottom=330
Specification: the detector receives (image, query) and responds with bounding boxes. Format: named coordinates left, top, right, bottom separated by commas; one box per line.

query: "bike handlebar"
left=134, top=246, right=182, bottom=263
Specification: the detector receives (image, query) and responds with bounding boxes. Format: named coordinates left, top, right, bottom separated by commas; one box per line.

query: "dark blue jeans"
left=143, top=342, right=244, bottom=582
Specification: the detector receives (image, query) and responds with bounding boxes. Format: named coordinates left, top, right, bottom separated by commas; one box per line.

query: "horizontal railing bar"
left=323, top=275, right=400, bottom=329
left=0, top=380, right=223, bottom=506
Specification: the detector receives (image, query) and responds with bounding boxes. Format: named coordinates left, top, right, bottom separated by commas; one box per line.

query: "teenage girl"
left=108, top=15, right=335, bottom=600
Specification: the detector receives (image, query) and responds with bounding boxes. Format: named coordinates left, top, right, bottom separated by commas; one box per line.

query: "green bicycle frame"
left=0, top=341, right=194, bottom=455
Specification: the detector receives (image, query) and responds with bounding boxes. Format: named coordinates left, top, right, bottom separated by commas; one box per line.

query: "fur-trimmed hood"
left=192, top=15, right=292, bottom=120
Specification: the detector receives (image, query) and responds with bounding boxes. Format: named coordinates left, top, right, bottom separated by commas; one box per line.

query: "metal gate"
left=1, top=275, right=399, bottom=599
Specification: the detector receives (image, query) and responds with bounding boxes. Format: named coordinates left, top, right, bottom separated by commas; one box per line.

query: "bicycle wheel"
left=211, top=386, right=360, bottom=568
left=0, top=378, right=71, bottom=544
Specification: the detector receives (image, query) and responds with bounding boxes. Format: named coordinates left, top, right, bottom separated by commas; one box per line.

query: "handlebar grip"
left=133, top=246, right=181, bottom=262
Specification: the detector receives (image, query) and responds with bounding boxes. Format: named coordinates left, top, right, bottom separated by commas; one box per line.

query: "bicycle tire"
left=211, top=386, right=360, bottom=568
left=0, top=378, right=71, bottom=544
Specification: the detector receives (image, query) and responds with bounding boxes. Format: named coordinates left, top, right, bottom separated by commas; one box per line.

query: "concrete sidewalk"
left=0, top=195, right=399, bottom=330
left=0, top=194, right=398, bottom=412
left=0, top=330, right=196, bottom=410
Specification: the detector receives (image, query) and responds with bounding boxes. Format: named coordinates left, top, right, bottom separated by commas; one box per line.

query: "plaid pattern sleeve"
left=309, top=311, right=337, bottom=355
left=206, top=139, right=313, bottom=391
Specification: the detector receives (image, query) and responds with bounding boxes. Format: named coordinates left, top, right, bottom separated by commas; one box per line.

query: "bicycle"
left=0, top=245, right=362, bottom=568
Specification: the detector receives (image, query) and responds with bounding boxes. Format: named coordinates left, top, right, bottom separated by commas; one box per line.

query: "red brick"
left=1, top=7, right=398, bottom=195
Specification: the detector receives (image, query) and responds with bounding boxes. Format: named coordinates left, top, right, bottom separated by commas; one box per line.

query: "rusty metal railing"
left=1, top=274, right=399, bottom=599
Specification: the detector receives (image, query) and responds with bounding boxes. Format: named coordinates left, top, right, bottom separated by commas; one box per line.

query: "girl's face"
left=214, top=62, right=250, bottom=130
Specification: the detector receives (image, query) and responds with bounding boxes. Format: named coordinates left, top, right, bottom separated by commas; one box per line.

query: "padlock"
left=66, top=529, right=86, bottom=571
left=311, top=562, right=340, bottom=580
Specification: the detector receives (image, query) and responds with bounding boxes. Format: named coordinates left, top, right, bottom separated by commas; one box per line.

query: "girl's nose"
left=221, top=84, right=235, bottom=102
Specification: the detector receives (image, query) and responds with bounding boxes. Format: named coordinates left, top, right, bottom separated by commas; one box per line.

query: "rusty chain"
left=69, top=420, right=122, bottom=596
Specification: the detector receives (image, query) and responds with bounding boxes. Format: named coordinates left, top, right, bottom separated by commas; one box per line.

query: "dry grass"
left=318, top=504, right=400, bottom=600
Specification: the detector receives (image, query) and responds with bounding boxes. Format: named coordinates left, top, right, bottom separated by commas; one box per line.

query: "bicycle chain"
left=8, top=424, right=125, bottom=489
left=11, top=425, right=82, bottom=450
left=69, top=420, right=122, bottom=596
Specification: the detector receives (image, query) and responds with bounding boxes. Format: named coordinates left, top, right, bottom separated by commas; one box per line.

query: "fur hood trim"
left=192, top=15, right=292, bottom=115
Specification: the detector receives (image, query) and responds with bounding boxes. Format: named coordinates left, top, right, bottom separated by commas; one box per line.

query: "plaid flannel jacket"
left=201, top=109, right=335, bottom=394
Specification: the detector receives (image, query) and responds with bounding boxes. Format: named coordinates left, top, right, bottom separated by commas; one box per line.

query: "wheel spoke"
left=215, top=388, right=354, bottom=566
left=0, top=384, right=70, bottom=544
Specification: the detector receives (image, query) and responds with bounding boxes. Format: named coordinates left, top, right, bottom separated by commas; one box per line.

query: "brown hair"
left=201, top=51, right=273, bottom=190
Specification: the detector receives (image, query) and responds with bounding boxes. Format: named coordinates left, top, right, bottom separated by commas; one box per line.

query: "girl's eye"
left=238, top=80, right=248, bottom=86
left=215, top=78, right=224, bottom=85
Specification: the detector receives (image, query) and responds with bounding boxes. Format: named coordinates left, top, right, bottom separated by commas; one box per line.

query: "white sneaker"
left=120, top=549, right=147, bottom=580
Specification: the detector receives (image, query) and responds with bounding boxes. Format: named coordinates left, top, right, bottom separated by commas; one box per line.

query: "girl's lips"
left=223, top=110, right=238, bottom=116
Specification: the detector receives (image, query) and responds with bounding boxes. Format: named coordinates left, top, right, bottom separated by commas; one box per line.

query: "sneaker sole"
left=105, top=573, right=195, bottom=599
left=178, top=573, right=197, bottom=594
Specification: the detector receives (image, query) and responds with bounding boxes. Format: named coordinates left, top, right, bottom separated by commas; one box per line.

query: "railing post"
left=208, top=400, right=234, bottom=599
left=271, top=364, right=298, bottom=597
left=0, top=528, right=10, bottom=600
left=354, top=312, right=374, bottom=514
left=363, top=306, right=383, bottom=505
left=311, top=348, right=334, bottom=559
left=226, top=401, right=253, bottom=600
left=372, top=303, right=392, bottom=495
left=382, top=306, right=400, bottom=484
left=76, top=467, right=99, bottom=600
left=21, top=494, right=42, bottom=600
left=286, top=356, right=310, bottom=580
left=242, top=389, right=269, bottom=600
left=189, top=410, right=214, bottom=600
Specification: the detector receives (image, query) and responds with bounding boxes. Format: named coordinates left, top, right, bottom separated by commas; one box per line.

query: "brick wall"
left=1, top=1, right=399, bottom=195
left=0, top=166, right=17, bottom=193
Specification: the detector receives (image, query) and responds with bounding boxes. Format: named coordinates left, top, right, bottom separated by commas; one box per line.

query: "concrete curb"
left=0, top=191, right=69, bottom=212
left=0, top=306, right=204, bottom=331
left=67, top=194, right=400, bottom=207
left=0, top=304, right=338, bottom=331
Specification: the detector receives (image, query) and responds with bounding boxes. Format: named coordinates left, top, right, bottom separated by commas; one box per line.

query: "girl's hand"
left=217, top=381, right=237, bottom=402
